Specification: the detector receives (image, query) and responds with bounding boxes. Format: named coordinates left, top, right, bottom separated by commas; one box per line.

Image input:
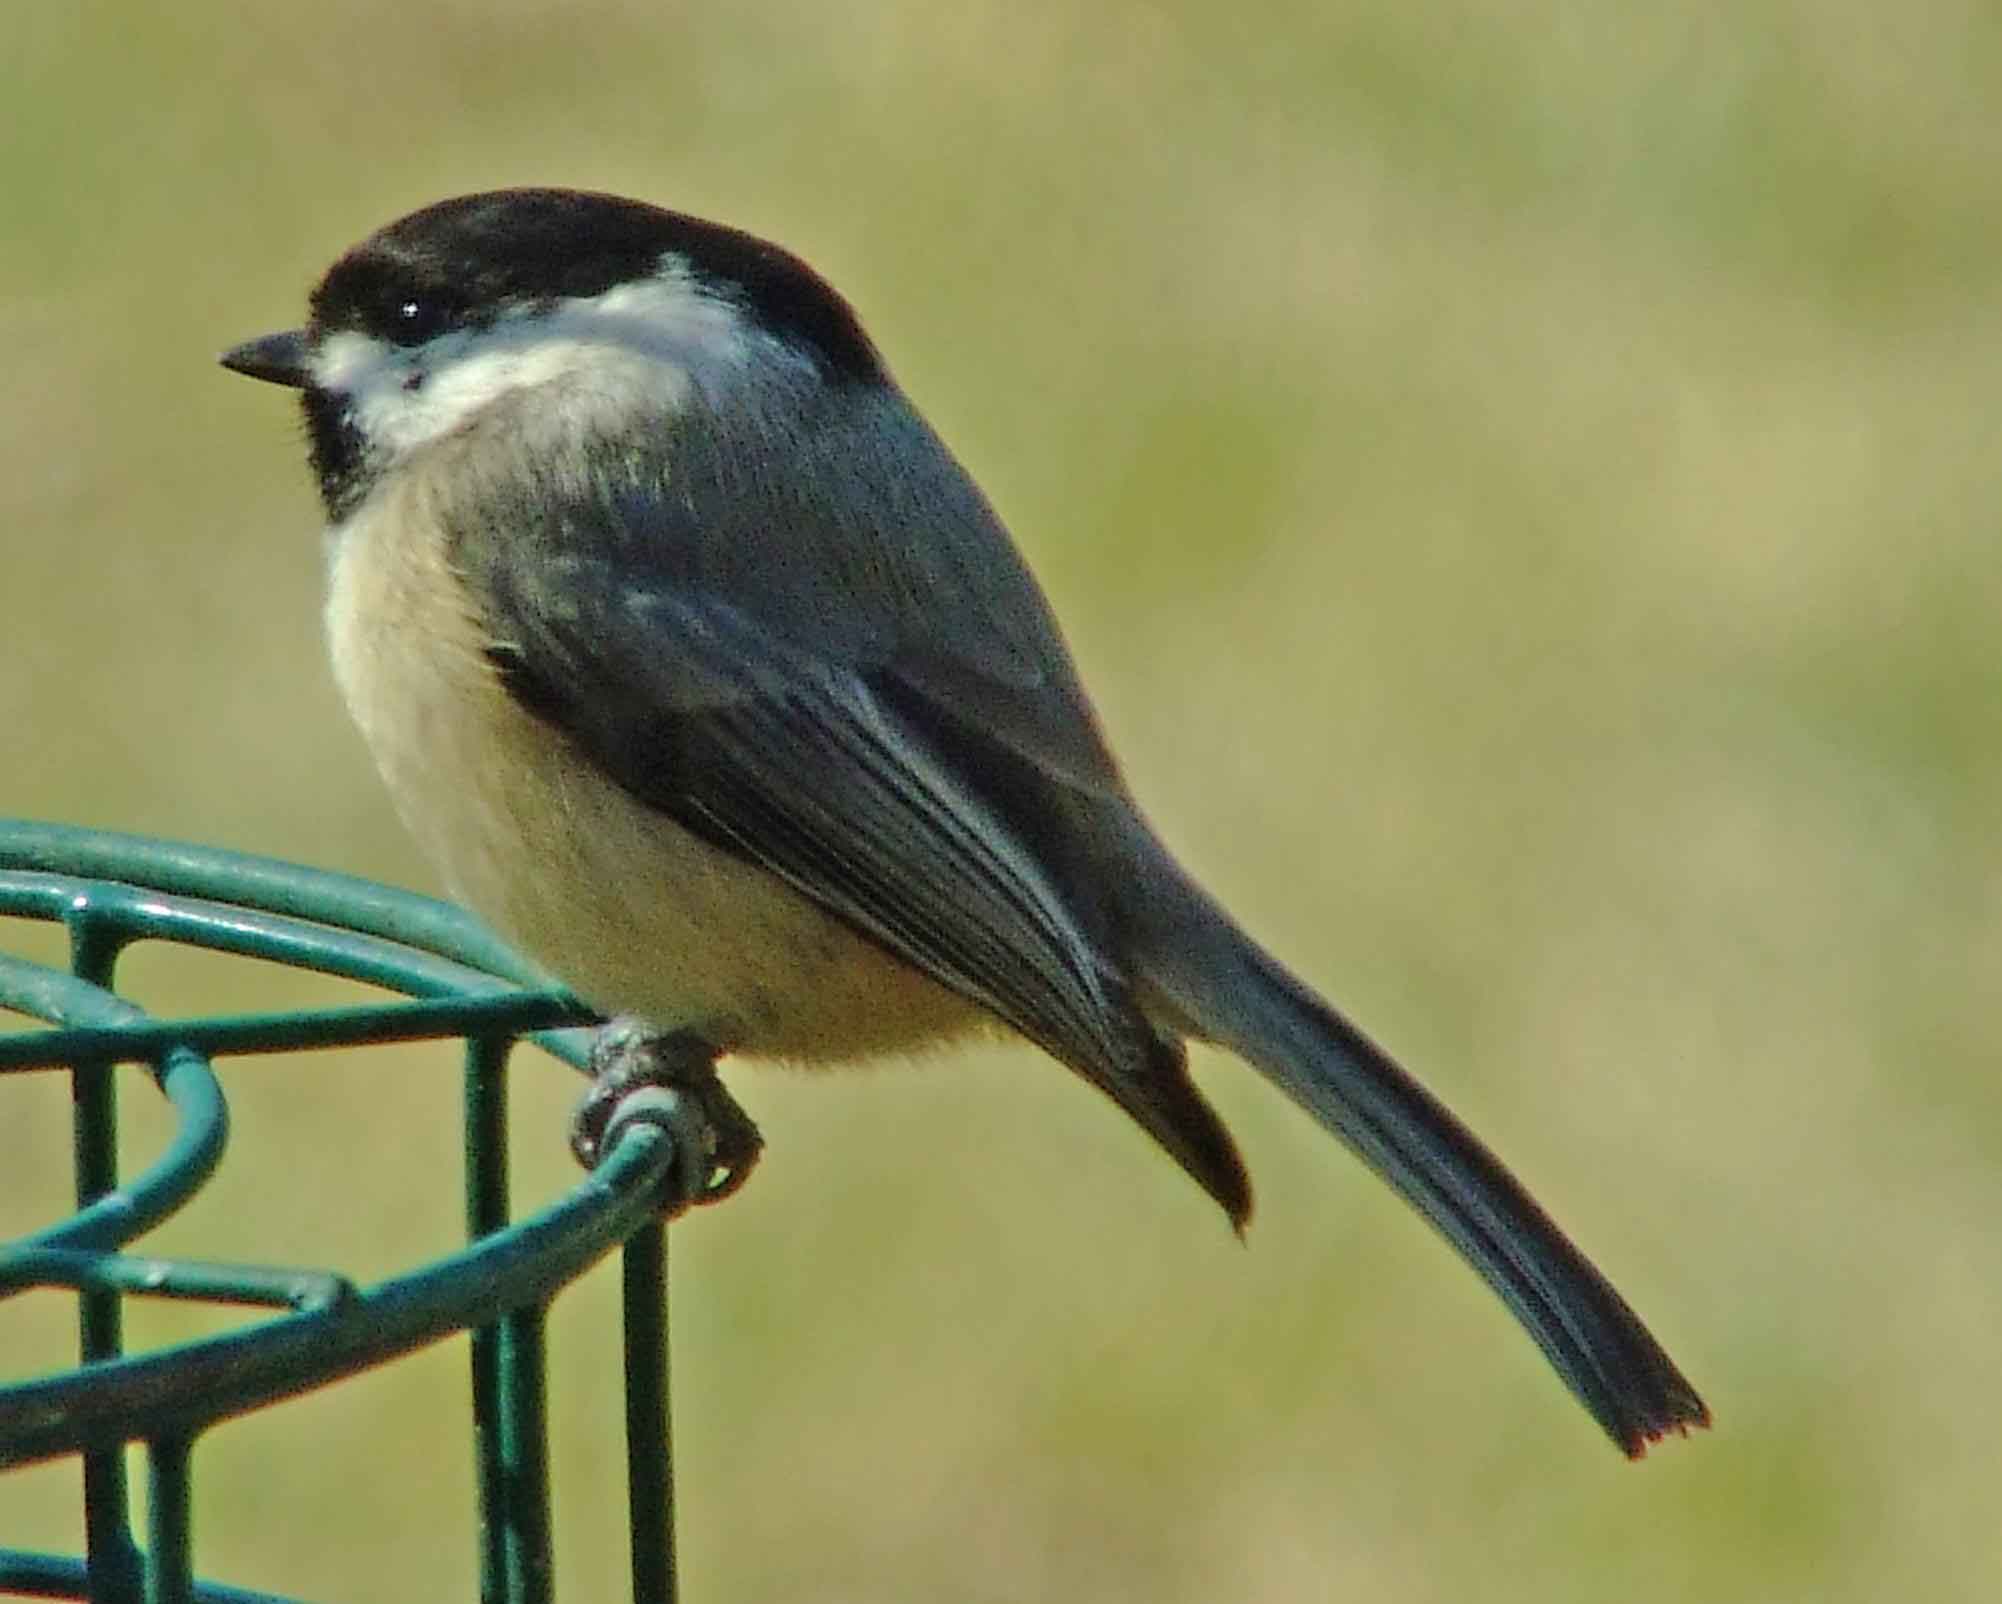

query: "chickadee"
left=221, top=187, right=1705, bottom=1455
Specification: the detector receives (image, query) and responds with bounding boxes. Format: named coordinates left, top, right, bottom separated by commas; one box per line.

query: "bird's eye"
left=385, top=293, right=455, bottom=347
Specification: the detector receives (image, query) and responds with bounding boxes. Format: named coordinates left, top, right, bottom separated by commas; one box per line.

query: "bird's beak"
left=220, top=329, right=313, bottom=389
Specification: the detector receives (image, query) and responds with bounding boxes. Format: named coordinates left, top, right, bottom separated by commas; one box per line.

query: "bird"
left=220, top=187, right=1706, bottom=1456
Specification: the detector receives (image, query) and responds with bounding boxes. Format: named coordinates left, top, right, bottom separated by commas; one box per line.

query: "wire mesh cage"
left=0, top=819, right=692, bottom=1604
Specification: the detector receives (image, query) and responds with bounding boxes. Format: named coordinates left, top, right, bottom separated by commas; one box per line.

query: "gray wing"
left=447, top=380, right=1251, bottom=1223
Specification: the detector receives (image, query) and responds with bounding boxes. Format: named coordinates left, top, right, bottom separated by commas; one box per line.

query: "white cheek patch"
left=309, top=261, right=770, bottom=464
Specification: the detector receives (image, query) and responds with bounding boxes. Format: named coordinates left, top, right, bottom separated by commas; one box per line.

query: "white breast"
left=321, top=477, right=983, bottom=1063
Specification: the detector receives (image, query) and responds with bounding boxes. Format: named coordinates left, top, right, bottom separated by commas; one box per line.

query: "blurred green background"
left=5, top=1, right=1998, bottom=1598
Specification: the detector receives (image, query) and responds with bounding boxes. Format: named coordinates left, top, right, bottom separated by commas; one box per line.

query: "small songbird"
left=221, top=188, right=1705, bottom=1455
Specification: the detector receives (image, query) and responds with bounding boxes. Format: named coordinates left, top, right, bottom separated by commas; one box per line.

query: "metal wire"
left=0, top=821, right=685, bottom=1604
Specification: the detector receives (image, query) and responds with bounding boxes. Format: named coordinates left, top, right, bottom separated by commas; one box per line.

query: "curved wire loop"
left=0, top=820, right=685, bottom=1604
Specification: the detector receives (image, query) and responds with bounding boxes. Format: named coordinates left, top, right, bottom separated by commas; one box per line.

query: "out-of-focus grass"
left=4, top=2, right=1998, bottom=1599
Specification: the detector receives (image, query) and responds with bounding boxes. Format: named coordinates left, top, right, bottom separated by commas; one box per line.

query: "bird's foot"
left=570, top=1019, right=764, bottom=1216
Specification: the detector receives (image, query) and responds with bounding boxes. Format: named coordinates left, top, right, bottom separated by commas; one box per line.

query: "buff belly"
left=321, top=482, right=985, bottom=1062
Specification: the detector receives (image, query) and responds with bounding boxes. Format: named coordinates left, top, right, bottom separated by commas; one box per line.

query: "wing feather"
left=447, top=382, right=1251, bottom=1221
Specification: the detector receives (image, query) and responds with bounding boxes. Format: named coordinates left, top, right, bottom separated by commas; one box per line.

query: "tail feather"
left=1135, top=871, right=1708, bottom=1456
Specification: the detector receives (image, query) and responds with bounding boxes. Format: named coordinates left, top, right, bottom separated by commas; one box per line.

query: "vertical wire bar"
left=67, top=914, right=141, bottom=1602
left=498, top=1305, right=554, bottom=1604
left=464, top=1032, right=557, bottom=1604
left=141, top=1436, right=193, bottom=1604
left=465, top=1035, right=512, bottom=1603
left=74, top=1055, right=136, bottom=1604
left=620, top=1224, right=675, bottom=1604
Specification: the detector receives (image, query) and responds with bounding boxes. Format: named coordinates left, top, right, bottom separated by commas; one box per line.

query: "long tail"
left=1130, top=860, right=1708, bottom=1457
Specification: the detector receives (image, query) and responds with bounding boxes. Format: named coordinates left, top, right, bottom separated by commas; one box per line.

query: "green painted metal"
left=0, top=821, right=684, bottom=1604
left=621, top=1224, right=675, bottom=1603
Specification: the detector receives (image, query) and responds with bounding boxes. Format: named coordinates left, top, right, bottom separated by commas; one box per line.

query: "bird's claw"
left=570, top=1021, right=764, bottom=1216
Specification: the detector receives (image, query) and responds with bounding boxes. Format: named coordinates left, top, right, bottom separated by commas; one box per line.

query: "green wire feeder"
left=0, top=819, right=697, bottom=1604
